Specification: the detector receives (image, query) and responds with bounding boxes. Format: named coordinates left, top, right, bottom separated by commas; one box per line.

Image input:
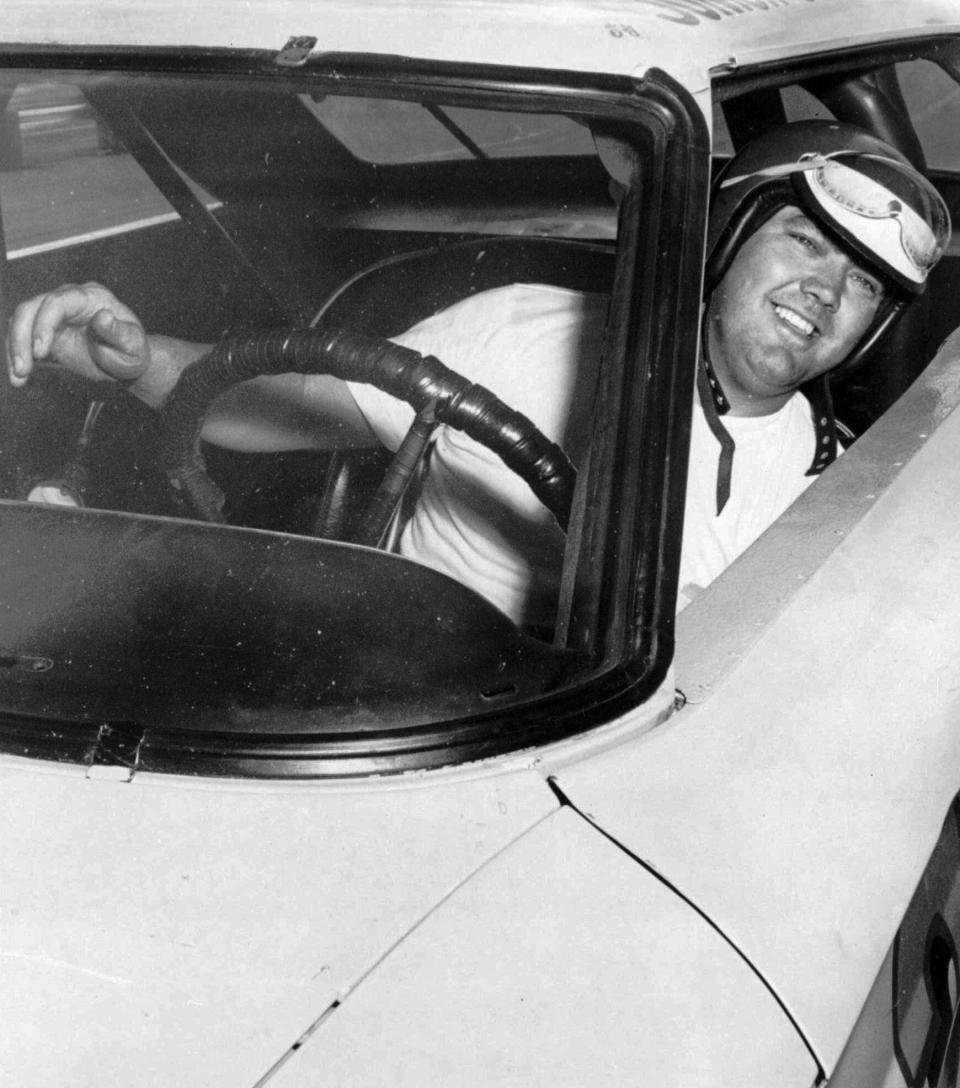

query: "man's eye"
left=790, top=231, right=819, bottom=252
left=851, top=272, right=880, bottom=298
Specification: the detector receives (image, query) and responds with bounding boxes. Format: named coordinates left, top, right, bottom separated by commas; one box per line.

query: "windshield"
left=0, top=58, right=704, bottom=776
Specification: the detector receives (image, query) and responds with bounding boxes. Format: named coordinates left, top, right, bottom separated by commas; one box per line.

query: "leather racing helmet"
left=705, top=120, right=950, bottom=370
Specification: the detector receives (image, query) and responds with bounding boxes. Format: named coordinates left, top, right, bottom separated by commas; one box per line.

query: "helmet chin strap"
left=698, top=327, right=839, bottom=516
left=697, top=331, right=736, bottom=515
left=802, top=376, right=840, bottom=478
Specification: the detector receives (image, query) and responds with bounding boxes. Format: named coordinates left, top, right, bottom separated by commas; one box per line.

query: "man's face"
left=706, top=205, right=886, bottom=415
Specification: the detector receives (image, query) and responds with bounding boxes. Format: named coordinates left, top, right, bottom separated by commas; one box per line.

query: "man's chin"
left=755, top=350, right=840, bottom=395
left=743, top=361, right=810, bottom=401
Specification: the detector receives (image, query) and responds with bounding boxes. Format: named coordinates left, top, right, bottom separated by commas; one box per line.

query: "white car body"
left=1, top=1, right=960, bottom=1085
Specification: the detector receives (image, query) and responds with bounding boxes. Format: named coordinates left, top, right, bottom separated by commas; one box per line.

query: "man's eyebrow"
left=781, top=209, right=823, bottom=234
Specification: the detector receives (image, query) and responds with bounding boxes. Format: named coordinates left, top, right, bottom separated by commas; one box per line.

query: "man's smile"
left=771, top=302, right=820, bottom=340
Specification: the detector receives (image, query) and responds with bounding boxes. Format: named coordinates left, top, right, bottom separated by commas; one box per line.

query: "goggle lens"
left=810, top=156, right=947, bottom=277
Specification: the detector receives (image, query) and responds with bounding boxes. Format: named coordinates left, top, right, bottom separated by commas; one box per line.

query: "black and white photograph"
left=1, top=1, right=960, bottom=1084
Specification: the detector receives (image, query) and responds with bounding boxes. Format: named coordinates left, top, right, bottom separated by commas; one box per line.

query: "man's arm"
left=5, top=282, right=377, bottom=452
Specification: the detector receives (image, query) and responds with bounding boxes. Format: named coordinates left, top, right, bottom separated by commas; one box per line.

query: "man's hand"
left=4, top=281, right=371, bottom=452
left=6, top=282, right=150, bottom=389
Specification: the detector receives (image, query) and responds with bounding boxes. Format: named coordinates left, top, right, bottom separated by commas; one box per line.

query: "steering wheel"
left=157, top=326, right=577, bottom=544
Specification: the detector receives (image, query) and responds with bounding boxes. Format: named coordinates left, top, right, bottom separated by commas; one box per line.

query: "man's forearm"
left=130, top=337, right=377, bottom=453
left=126, top=334, right=210, bottom=411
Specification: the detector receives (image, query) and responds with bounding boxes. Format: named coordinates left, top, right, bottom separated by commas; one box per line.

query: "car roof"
left=3, top=0, right=960, bottom=104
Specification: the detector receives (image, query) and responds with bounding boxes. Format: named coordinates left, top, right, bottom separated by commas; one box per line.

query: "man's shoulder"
left=394, top=281, right=607, bottom=362
left=440, top=281, right=608, bottom=324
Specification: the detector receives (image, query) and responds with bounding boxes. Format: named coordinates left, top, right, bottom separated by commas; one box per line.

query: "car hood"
left=0, top=758, right=558, bottom=1086
left=264, top=804, right=817, bottom=1088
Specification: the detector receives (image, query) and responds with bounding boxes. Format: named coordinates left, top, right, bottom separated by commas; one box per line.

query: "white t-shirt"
left=677, top=394, right=817, bottom=609
left=349, top=283, right=606, bottom=627
left=348, top=283, right=817, bottom=624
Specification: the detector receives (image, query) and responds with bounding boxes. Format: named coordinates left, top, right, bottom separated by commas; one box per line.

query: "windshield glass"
left=301, top=95, right=599, bottom=164
left=0, top=59, right=698, bottom=776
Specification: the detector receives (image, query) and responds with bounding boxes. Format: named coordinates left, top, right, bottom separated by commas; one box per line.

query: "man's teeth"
left=774, top=304, right=817, bottom=338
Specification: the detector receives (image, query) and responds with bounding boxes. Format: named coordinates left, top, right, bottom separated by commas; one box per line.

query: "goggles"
left=721, top=151, right=950, bottom=293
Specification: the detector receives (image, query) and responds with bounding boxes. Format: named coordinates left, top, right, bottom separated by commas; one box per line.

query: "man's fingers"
left=5, top=292, right=48, bottom=387
left=5, top=283, right=147, bottom=387
left=28, top=284, right=90, bottom=359
left=87, top=309, right=150, bottom=381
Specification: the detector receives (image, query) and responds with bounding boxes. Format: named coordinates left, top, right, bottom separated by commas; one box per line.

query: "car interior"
left=0, top=36, right=956, bottom=773
left=1, top=44, right=956, bottom=527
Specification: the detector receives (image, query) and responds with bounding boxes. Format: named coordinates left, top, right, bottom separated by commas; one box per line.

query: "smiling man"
left=706, top=206, right=885, bottom=410
left=679, top=120, right=950, bottom=606
left=4, top=122, right=951, bottom=622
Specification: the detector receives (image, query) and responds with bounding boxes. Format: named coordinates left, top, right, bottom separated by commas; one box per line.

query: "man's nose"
left=801, top=258, right=845, bottom=311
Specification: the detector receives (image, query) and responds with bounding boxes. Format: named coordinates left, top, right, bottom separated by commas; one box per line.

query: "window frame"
left=0, top=49, right=710, bottom=777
